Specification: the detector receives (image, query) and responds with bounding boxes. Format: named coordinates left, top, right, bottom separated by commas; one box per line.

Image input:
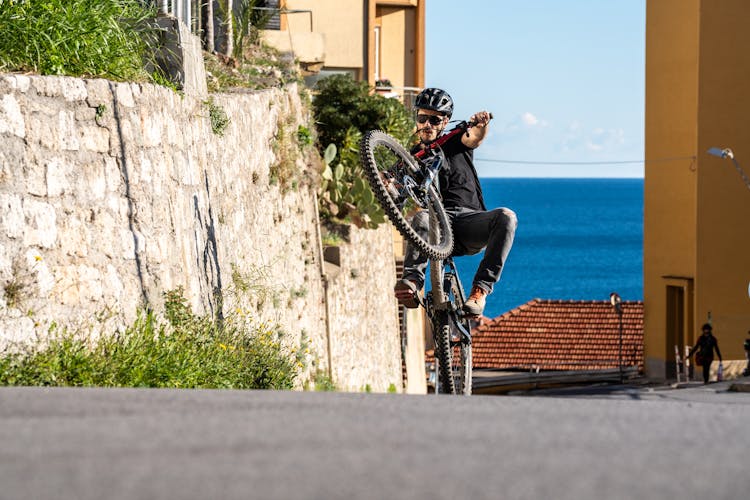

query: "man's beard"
left=418, top=127, right=443, bottom=145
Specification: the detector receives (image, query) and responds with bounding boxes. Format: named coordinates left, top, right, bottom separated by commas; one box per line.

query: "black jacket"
left=690, top=333, right=722, bottom=362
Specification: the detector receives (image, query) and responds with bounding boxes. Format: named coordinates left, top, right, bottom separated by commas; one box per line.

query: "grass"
left=0, top=0, right=159, bottom=82
left=206, top=98, right=231, bottom=136
left=0, top=289, right=298, bottom=389
left=204, top=43, right=301, bottom=93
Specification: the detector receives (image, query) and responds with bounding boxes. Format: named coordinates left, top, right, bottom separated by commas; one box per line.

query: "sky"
left=425, top=0, right=646, bottom=178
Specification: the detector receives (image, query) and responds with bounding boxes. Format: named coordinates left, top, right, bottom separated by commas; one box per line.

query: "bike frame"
left=417, top=122, right=479, bottom=394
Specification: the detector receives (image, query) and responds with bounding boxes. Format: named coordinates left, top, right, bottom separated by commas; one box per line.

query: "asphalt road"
left=1, top=383, right=748, bottom=500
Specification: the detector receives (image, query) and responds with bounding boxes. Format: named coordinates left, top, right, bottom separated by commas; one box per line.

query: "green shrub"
left=312, top=74, right=415, bottom=227
left=313, top=74, right=414, bottom=151
left=0, top=0, right=158, bottom=82
left=0, top=289, right=298, bottom=389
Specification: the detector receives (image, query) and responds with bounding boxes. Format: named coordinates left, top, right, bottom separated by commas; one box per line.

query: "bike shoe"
left=394, top=279, right=420, bottom=309
left=463, top=285, right=488, bottom=316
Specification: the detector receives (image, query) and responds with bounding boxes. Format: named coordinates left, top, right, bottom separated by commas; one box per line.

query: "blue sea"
left=452, top=178, right=644, bottom=318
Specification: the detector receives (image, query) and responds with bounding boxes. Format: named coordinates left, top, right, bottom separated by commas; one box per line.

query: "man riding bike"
left=394, top=88, right=517, bottom=316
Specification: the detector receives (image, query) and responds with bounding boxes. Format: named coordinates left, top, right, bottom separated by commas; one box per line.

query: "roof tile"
left=472, top=299, right=644, bottom=371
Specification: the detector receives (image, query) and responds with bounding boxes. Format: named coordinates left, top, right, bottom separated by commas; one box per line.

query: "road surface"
left=1, top=382, right=748, bottom=500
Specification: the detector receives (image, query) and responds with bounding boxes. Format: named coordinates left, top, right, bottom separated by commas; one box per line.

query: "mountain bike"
left=360, top=118, right=485, bottom=395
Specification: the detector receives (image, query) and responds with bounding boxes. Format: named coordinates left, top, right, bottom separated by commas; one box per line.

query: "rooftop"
left=472, top=299, right=644, bottom=372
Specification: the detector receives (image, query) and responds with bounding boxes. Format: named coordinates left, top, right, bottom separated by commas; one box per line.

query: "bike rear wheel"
left=360, top=130, right=453, bottom=260
left=431, top=262, right=472, bottom=395
left=433, top=311, right=472, bottom=395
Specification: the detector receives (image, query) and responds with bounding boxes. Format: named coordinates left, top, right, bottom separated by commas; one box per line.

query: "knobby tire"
left=430, top=258, right=472, bottom=395
left=360, top=130, right=453, bottom=260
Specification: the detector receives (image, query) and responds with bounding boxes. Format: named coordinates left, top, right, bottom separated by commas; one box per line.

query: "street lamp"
left=610, top=292, right=624, bottom=383
left=707, top=146, right=750, bottom=190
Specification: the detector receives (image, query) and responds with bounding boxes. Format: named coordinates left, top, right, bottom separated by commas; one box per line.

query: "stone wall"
left=0, top=74, right=403, bottom=392
left=324, top=224, right=402, bottom=392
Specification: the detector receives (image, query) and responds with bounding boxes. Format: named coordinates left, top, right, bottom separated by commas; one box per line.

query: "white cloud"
left=586, top=128, right=625, bottom=151
left=504, top=112, right=548, bottom=132
left=561, top=123, right=626, bottom=153
left=521, top=112, right=538, bottom=126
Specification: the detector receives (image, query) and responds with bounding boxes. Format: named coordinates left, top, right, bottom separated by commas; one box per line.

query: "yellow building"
left=263, top=0, right=425, bottom=102
left=645, top=0, right=750, bottom=380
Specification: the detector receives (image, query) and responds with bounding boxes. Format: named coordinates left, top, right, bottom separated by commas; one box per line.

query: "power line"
left=474, top=155, right=696, bottom=166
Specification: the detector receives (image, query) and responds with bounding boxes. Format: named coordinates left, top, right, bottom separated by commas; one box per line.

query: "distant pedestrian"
left=688, top=323, right=723, bottom=384
left=743, top=331, right=750, bottom=377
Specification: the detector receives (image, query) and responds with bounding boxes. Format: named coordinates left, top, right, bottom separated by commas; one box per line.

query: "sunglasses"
left=416, top=114, right=444, bottom=126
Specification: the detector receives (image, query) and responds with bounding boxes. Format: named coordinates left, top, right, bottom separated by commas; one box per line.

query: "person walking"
left=688, top=323, right=723, bottom=384
left=393, top=88, right=517, bottom=316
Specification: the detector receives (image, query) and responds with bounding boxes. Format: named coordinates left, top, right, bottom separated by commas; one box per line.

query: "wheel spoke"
left=360, top=130, right=453, bottom=260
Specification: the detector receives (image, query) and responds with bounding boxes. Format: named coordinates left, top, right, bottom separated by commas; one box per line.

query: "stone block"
left=0, top=243, right=11, bottom=282
left=25, top=249, right=54, bottom=296
left=59, top=216, right=89, bottom=258
left=32, top=76, right=63, bottom=98
left=94, top=210, right=117, bottom=258
left=60, top=77, right=87, bottom=102
left=0, top=194, right=24, bottom=239
left=104, top=157, right=122, bottom=192
left=58, top=110, right=80, bottom=151
left=22, top=199, right=57, bottom=248
left=26, top=114, right=58, bottom=149
left=114, top=83, right=135, bottom=108
left=45, top=157, right=70, bottom=197
left=120, top=228, right=136, bottom=260
left=55, top=266, right=80, bottom=305
left=0, top=95, right=25, bottom=138
left=77, top=265, right=103, bottom=302
left=85, top=79, right=114, bottom=107
left=142, top=110, right=163, bottom=147
left=75, top=107, right=96, bottom=122
left=104, top=264, right=124, bottom=299
left=79, top=125, right=110, bottom=153
left=0, top=316, right=35, bottom=346
left=2, top=75, right=30, bottom=93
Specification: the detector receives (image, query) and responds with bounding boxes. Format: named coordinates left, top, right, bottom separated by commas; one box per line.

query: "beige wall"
left=644, top=0, right=750, bottom=379
left=285, top=0, right=365, bottom=70
left=281, top=1, right=424, bottom=88
left=375, top=6, right=417, bottom=88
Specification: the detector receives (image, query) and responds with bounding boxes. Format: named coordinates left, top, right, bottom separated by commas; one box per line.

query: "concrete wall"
left=0, top=74, right=404, bottom=392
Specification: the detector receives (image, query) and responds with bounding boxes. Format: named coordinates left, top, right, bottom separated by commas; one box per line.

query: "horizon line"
left=477, top=175, right=644, bottom=180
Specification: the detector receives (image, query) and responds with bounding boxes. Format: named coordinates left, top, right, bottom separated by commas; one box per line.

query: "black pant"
left=700, top=357, right=714, bottom=384
left=402, top=207, right=517, bottom=293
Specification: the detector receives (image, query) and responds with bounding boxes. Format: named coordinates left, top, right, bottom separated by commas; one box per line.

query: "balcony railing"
left=375, top=85, right=422, bottom=110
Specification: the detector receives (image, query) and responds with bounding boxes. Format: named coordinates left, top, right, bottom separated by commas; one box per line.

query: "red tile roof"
left=472, top=299, right=644, bottom=371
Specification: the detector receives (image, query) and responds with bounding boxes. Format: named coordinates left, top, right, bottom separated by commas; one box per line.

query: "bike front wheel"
left=360, top=130, right=453, bottom=260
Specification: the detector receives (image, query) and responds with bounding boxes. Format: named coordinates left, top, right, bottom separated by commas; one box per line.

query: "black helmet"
left=701, top=323, right=712, bottom=332
left=414, top=88, right=453, bottom=118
